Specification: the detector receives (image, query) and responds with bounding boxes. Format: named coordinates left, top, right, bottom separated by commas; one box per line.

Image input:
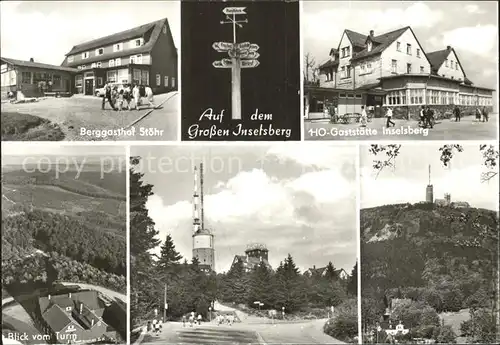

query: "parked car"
left=95, top=83, right=124, bottom=97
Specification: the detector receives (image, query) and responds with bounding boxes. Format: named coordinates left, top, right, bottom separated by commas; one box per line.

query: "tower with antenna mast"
left=192, top=163, right=215, bottom=273
left=426, top=164, right=434, bottom=203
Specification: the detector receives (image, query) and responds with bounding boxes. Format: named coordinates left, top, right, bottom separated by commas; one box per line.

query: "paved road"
left=59, top=282, right=126, bottom=302
left=304, top=114, right=498, bottom=140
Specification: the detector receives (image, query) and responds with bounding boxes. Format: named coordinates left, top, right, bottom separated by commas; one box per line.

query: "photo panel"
left=181, top=0, right=301, bottom=141
left=359, top=143, right=499, bottom=344
left=1, top=143, right=127, bottom=344
left=303, top=1, right=498, bottom=141
left=129, top=143, right=358, bottom=343
left=0, top=1, right=179, bottom=141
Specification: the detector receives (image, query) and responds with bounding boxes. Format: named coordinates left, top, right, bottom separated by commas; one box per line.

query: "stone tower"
left=426, top=165, right=434, bottom=203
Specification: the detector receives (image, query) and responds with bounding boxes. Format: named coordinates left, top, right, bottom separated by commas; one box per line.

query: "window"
left=21, top=72, right=31, bottom=84
left=341, top=66, right=345, bottom=78
left=130, top=54, right=142, bottom=64
left=106, top=70, right=117, bottom=83
left=339, top=94, right=346, bottom=98
left=445, top=59, right=448, bottom=67
left=355, top=94, right=362, bottom=99
left=455, top=61, right=458, bottom=70
left=420, top=66, right=424, bottom=73
left=115, top=58, right=121, bottom=66
left=81, top=65, right=86, bottom=69
left=82, top=51, right=89, bottom=59
left=346, top=65, right=351, bottom=78
left=406, top=63, right=412, bottom=74
left=141, top=70, right=149, bottom=85
left=95, top=48, right=104, bottom=56
left=416, top=49, right=420, bottom=58
left=347, top=93, right=354, bottom=98
left=163, top=25, right=167, bottom=34
left=113, top=43, right=122, bottom=52
left=441, top=91, right=446, bottom=105
left=171, top=77, right=175, bottom=88
left=409, top=89, right=424, bottom=105
left=109, top=59, right=115, bottom=67
left=75, top=75, right=83, bottom=87
left=406, top=44, right=411, bottom=55
left=67, top=56, right=74, bottom=63
left=361, top=64, right=365, bottom=72
left=396, top=42, right=401, bottom=51
left=164, top=76, right=169, bottom=87
left=391, top=60, right=397, bottom=73
left=367, top=41, right=372, bottom=52
left=135, top=39, right=143, bottom=47
left=133, top=69, right=141, bottom=84
left=118, top=69, right=128, bottom=83
left=346, top=46, right=350, bottom=57
left=386, top=90, right=404, bottom=105
left=156, top=74, right=161, bottom=86
left=367, top=62, right=372, bottom=69
left=97, top=77, right=103, bottom=86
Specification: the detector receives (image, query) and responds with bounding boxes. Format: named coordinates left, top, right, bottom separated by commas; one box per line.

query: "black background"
left=181, top=0, right=300, bottom=141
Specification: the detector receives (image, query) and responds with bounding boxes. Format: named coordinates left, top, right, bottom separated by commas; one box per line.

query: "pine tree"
left=158, top=234, right=182, bottom=270
left=248, top=261, right=274, bottom=308
left=324, top=261, right=339, bottom=280
left=347, top=262, right=358, bottom=296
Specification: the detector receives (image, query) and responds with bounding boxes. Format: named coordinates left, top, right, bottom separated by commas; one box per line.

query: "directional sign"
left=213, top=42, right=234, bottom=51
left=222, top=58, right=233, bottom=67
left=212, top=60, right=232, bottom=68
left=223, top=7, right=246, bottom=15
left=240, top=51, right=260, bottom=59
left=236, top=42, right=251, bottom=50
left=240, top=59, right=260, bottom=68
left=249, top=44, right=259, bottom=51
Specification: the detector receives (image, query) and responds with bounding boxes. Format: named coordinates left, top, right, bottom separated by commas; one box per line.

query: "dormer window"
left=65, top=307, right=72, bottom=311
left=113, top=43, right=123, bottom=52
left=68, top=56, right=74, bottom=63
left=367, top=41, right=372, bottom=52
left=82, top=52, right=89, bottom=59
left=95, top=48, right=104, bottom=56
left=135, top=38, right=143, bottom=47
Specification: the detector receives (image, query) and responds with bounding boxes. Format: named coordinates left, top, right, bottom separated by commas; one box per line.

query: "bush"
left=323, top=299, right=358, bottom=342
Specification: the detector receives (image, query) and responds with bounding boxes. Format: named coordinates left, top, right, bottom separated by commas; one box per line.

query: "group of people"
left=216, top=313, right=234, bottom=326
left=418, top=105, right=435, bottom=129
left=473, top=106, right=489, bottom=123
left=147, top=318, right=162, bottom=335
left=101, top=82, right=154, bottom=111
left=181, top=312, right=203, bottom=327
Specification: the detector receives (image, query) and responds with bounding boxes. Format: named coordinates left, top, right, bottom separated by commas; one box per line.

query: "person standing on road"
left=360, top=106, right=368, bottom=127
left=182, top=315, right=186, bottom=328
left=453, top=104, right=461, bottom=122
left=385, top=107, right=395, bottom=128
left=482, top=106, right=489, bottom=122
left=475, top=107, right=482, bottom=122
left=101, top=81, right=116, bottom=111
left=147, top=320, right=152, bottom=333
left=197, top=314, right=202, bottom=325
left=132, top=84, right=141, bottom=110
left=419, top=105, right=426, bottom=126
left=424, top=106, right=434, bottom=129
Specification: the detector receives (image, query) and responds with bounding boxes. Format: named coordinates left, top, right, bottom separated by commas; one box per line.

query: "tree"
left=248, top=261, right=274, bottom=308
left=304, top=53, right=318, bottom=84
left=157, top=234, right=182, bottom=270
left=347, top=262, right=357, bottom=296
left=324, top=261, right=339, bottom=280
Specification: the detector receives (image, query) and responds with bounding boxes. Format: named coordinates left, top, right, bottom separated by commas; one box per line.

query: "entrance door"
left=84, top=79, right=93, bottom=95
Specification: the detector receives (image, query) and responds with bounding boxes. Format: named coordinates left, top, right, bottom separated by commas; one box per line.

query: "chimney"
left=29, top=58, right=34, bottom=62
left=446, top=45, right=451, bottom=50
left=79, top=303, right=83, bottom=314
left=370, top=30, right=374, bottom=37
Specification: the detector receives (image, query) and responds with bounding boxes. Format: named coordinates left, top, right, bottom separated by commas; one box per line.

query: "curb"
left=123, top=91, right=178, bottom=130
left=131, top=326, right=146, bottom=345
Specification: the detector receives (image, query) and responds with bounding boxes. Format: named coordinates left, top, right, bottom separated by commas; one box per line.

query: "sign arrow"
left=222, top=58, right=233, bottom=67
left=240, top=51, right=260, bottom=59
left=223, top=7, right=246, bottom=15
left=236, top=42, right=251, bottom=50
left=240, top=59, right=260, bottom=68
left=249, top=44, right=259, bottom=51
left=213, top=60, right=231, bottom=68
left=212, top=41, right=234, bottom=51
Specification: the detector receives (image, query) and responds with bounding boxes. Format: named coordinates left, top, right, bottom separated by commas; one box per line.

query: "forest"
left=361, top=203, right=498, bottom=343
left=129, top=156, right=359, bottom=343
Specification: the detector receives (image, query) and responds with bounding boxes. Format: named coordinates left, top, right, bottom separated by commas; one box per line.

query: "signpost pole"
left=231, top=13, right=242, bottom=120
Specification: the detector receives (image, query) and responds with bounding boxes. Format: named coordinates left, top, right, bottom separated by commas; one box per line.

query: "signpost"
left=212, top=7, right=260, bottom=120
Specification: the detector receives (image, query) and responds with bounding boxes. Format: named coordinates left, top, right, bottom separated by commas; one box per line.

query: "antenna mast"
left=428, top=164, right=431, bottom=185
left=200, top=163, right=205, bottom=230
left=193, top=166, right=200, bottom=234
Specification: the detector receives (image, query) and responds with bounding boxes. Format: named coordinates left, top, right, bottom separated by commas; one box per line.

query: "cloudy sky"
left=303, top=1, right=498, bottom=89
left=1, top=1, right=179, bottom=65
left=361, top=143, right=499, bottom=210
left=132, top=144, right=357, bottom=273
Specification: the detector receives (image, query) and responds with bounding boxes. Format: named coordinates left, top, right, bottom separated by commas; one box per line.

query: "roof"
left=39, top=295, right=74, bottom=314
left=344, top=29, right=368, bottom=48
left=63, top=18, right=175, bottom=67
left=245, top=243, right=268, bottom=252
left=193, top=228, right=212, bottom=236
left=319, top=59, right=338, bottom=70
left=42, top=305, right=75, bottom=332
left=66, top=18, right=166, bottom=55
left=39, top=291, right=104, bottom=316
left=1, top=57, right=78, bottom=73
left=73, top=304, right=105, bottom=329
left=355, top=82, right=382, bottom=90
left=351, top=27, right=409, bottom=61
left=426, top=48, right=449, bottom=73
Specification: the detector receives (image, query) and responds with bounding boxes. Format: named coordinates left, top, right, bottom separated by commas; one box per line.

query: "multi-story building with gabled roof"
left=61, top=17, right=177, bottom=96
left=305, top=26, right=494, bottom=119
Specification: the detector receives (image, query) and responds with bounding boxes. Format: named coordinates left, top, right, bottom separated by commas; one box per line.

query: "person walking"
left=360, top=106, right=368, bottom=127
left=475, top=107, right=482, bottom=122
left=132, top=84, right=141, bottom=110
left=419, top=105, right=426, bottom=126
left=147, top=320, right=152, bottom=333
left=101, top=82, right=116, bottom=110
left=453, top=104, right=461, bottom=122
left=482, top=106, right=489, bottom=122
left=385, top=107, right=395, bottom=128
left=425, top=106, right=434, bottom=129
left=197, top=314, right=202, bottom=326
left=182, top=315, right=186, bottom=328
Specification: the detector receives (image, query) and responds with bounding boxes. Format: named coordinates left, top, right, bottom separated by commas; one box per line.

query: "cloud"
left=439, top=25, right=497, bottom=56
left=464, top=4, right=486, bottom=14
left=146, top=161, right=357, bottom=273
left=304, top=2, right=443, bottom=43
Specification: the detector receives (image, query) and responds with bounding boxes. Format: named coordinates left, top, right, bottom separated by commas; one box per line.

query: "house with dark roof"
left=230, top=243, right=272, bottom=273
left=38, top=291, right=117, bottom=344
left=305, top=26, right=494, bottom=119
left=1, top=57, right=77, bottom=99
left=60, top=17, right=177, bottom=96
left=305, top=265, right=349, bottom=280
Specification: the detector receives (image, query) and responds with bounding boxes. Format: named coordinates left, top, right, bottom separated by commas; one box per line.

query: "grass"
left=1, top=112, right=65, bottom=141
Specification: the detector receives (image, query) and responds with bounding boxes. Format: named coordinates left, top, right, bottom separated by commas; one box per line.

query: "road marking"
left=123, top=92, right=178, bottom=130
